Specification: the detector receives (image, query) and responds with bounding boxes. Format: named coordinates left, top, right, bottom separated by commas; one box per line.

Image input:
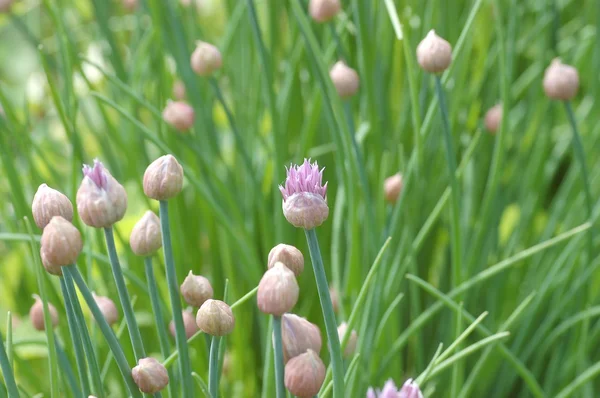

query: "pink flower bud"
left=122, top=0, right=137, bottom=11
left=180, top=271, right=213, bottom=307
left=162, top=101, right=195, bottom=132
left=330, top=61, right=360, bottom=98
left=284, top=349, right=326, bottom=398
left=143, top=155, right=184, bottom=200
left=417, top=30, right=452, bottom=74
left=384, top=173, right=403, bottom=204
left=268, top=244, right=304, bottom=277
left=281, top=313, right=322, bottom=363
left=76, top=160, right=128, bottom=228
left=93, top=293, right=119, bottom=326
left=190, top=41, right=222, bottom=77
left=32, top=184, right=73, bottom=229
left=40, top=216, right=82, bottom=267
left=41, top=247, right=63, bottom=276
left=196, top=299, right=235, bottom=336
left=0, top=0, right=14, bottom=13
left=132, top=357, right=169, bottom=394
left=337, top=322, right=357, bottom=358
left=172, top=80, right=186, bottom=100
left=367, top=378, right=424, bottom=398
left=543, top=58, right=579, bottom=101
left=330, top=286, right=340, bottom=312
left=257, top=263, right=299, bottom=316
left=309, top=0, right=341, bottom=23
left=130, top=211, right=162, bottom=256
left=29, top=296, right=59, bottom=331
left=169, top=310, right=199, bottom=339
left=484, top=104, right=503, bottom=134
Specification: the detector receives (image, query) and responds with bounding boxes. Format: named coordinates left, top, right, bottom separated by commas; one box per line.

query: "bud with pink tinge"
left=0, top=0, right=14, bottom=12
left=122, top=0, right=137, bottom=11
left=279, top=159, right=329, bottom=229
left=543, top=58, right=579, bottom=101
left=93, top=293, right=119, bottom=326
left=416, top=30, right=452, bottom=74
left=29, top=296, right=59, bottom=331
left=130, top=211, right=162, bottom=257
left=173, top=80, right=186, bottom=100
left=281, top=313, right=322, bottom=363
left=143, top=155, right=184, bottom=200
left=366, top=378, right=424, bottom=398
left=268, top=244, right=304, bottom=277
left=162, top=101, right=195, bottom=132
left=330, top=286, right=340, bottom=312
left=337, top=322, right=357, bottom=358
left=170, top=310, right=199, bottom=339
left=41, top=247, right=63, bottom=276
left=180, top=271, right=213, bottom=307
left=132, top=357, right=169, bottom=394
left=330, top=61, right=360, bottom=98
left=40, top=216, right=82, bottom=267
left=284, top=349, right=326, bottom=398
left=32, top=184, right=73, bottom=229
left=309, top=0, right=341, bottom=23
left=77, top=160, right=128, bottom=228
left=257, top=263, right=299, bottom=316
left=196, top=299, right=235, bottom=336
left=484, top=104, right=503, bottom=134
left=191, top=41, right=222, bottom=77
left=384, top=173, right=403, bottom=204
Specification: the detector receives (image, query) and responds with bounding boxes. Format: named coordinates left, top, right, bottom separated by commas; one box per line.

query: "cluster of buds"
left=29, top=295, right=59, bottom=331
left=367, top=378, right=424, bottom=398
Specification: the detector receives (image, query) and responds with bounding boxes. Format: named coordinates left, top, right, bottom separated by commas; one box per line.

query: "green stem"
left=64, top=265, right=142, bottom=398
left=304, top=228, right=344, bottom=398
left=60, top=277, right=90, bottom=396
left=209, top=336, right=220, bottom=398
left=272, top=316, right=285, bottom=398
left=55, top=336, right=83, bottom=398
left=159, top=200, right=193, bottom=397
left=103, top=227, right=146, bottom=360
left=0, top=331, right=19, bottom=398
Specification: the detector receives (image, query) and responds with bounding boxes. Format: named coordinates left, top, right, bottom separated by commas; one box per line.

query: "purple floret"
left=82, top=159, right=108, bottom=189
left=279, top=159, right=328, bottom=201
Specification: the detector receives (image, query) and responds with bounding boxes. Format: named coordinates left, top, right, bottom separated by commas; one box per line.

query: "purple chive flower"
left=76, top=159, right=127, bottom=228
left=279, top=159, right=329, bottom=230
left=366, top=379, right=424, bottom=398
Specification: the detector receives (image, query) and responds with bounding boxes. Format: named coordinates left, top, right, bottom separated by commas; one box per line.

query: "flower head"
left=279, top=159, right=329, bottom=229
left=284, top=349, right=326, bottom=398
left=93, top=293, right=119, bottom=326
left=196, top=299, right=235, bottom=336
left=281, top=313, right=322, bottom=363
left=309, top=0, right=341, bottom=23
left=191, top=41, right=222, bottom=77
left=32, top=184, right=74, bottom=229
left=130, top=211, right=162, bottom=256
left=268, top=243, right=304, bottom=277
left=180, top=271, right=214, bottom=307
left=162, top=101, right=195, bottom=132
left=29, top=295, right=59, bottom=331
left=366, top=379, right=424, bottom=398
left=40, top=216, right=83, bottom=268
left=170, top=310, right=199, bottom=339
left=330, top=61, right=360, bottom=98
left=257, top=263, right=299, bottom=316
left=143, top=155, right=184, bottom=200
left=543, top=58, right=579, bottom=101
left=132, top=357, right=169, bottom=394
left=416, top=30, right=452, bottom=74
left=384, top=173, right=403, bottom=204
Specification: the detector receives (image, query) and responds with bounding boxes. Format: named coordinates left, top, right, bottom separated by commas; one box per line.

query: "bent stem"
left=304, top=228, right=344, bottom=398
left=272, top=316, right=285, bottom=398
left=209, top=336, right=221, bottom=398
left=159, top=200, right=193, bottom=397
left=103, top=227, right=146, bottom=360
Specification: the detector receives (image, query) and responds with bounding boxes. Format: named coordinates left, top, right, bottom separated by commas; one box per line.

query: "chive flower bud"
left=279, top=159, right=329, bottom=230
left=32, top=184, right=73, bottom=229
left=268, top=243, right=304, bottom=277
left=180, top=271, right=214, bottom=307
left=384, top=173, right=403, bottom=204
left=337, top=322, right=357, bottom=358
left=143, top=155, right=184, bottom=200
left=130, top=211, right=162, bottom=256
left=173, top=80, right=186, bottom=100
left=0, top=0, right=14, bottom=12
left=543, top=58, right=579, bottom=101
left=309, top=0, right=341, bottom=23
left=330, top=286, right=340, bottom=312
left=329, top=61, right=360, bottom=98
left=162, top=100, right=195, bottom=132
left=484, top=104, right=503, bottom=134
left=284, top=349, right=326, bottom=398
left=281, top=313, right=322, bottom=363
left=93, top=293, right=119, bottom=326
left=190, top=41, right=222, bottom=77
left=40, top=216, right=82, bottom=267
left=29, top=296, right=59, bottom=331
left=367, top=378, right=424, bottom=398
left=170, top=310, right=199, bottom=339
left=196, top=299, right=235, bottom=336
left=77, top=159, right=128, bottom=228
left=122, top=0, right=137, bottom=11
left=257, top=263, right=299, bottom=316
left=40, top=247, right=63, bottom=276
left=416, top=29, right=452, bottom=74
left=132, top=357, right=170, bottom=394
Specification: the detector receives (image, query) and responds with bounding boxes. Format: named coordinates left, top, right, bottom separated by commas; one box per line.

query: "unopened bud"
left=337, top=322, right=357, bottom=358
left=329, top=61, right=360, bottom=98
left=284, top=349, right=326, bottom=398
left=309, top=0, right=341, bottom=23
left=190, top=41, right=222, bottom=77
left=329, top=286, right=340, bottom=312
left=180, top=271, right=213, bottom=307
left=170, top=310, right=199, bottom=339
left=41, top=247, right=63, bottom=276
left=32, top=184, right=73, bottom=229
left=40, top=216, right=82, bottom=267
left=77, top=160, right=128, bottom=228
left=130, top=211, right=162, bottom=256
left=172, top=80, right=186, bottom=100
left=281, top=313, right=322, bottom=363
left=268, top=244, right=304, bottom=277
left=93, top=293, right=119, bottom=326
left=132, top=357, right=169, bottom=394
left=196, top=299, right=235, bottom=336
left=484, top=104, right=503, bottom=134
left=543, top=58, right=579, bottom=101
left=143, top=155, right=184, bottom=200
left=257, top=263, right=299, bottom=316
left=0, top=0, right=14, bottom=13
left=416, top=30, right=452, bottom=74
left=122, top=0, right=137, bottom=11
left=163, top=101, right=195, bottom=132
left=384, top=173, right=403, bottom=204
left=29, top=296, right=59, bottom=331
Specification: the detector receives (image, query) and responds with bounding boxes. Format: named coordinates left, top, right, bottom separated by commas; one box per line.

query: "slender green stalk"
left=209, top=336, right=220, bottom=398
left=55, top=336, right=83, bottom=398
left=5, top=314, right=11, bottom=368
left=159, top=200, right=193, bottom=397
left=304, top=228, right=344, bottom=398
left=434, top=76, right=462, bottom=287
left=103, top=227, right=146, bottom=359
left=272, top=316, right=285, bottom=398
left=60, top=277, right=91, bottom=396
left=0, top=331, right=18, bottom=398
left=64, top=265, right=142, bottom=398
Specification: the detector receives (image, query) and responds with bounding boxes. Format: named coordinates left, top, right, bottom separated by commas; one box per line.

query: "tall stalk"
left=272, top=316, right=285, bottom=398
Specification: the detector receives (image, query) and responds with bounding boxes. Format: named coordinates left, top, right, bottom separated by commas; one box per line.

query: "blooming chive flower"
left=366, top=379, right=424, bottom=398
left=279, top=159, right=329, bottom=229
